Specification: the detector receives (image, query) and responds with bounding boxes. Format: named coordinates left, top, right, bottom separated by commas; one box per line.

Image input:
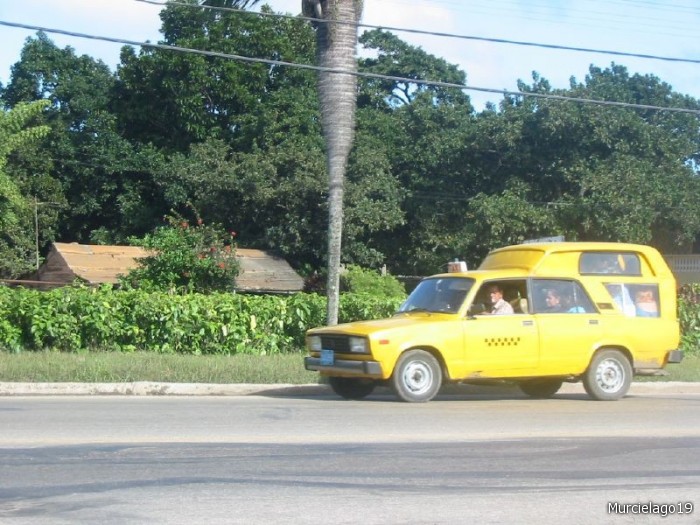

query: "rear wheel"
left=328, top=377, right=376, bottom=400
left=391, top=350, right=442, bottom=403
left=583, top=349, right=632, bottom=401
left=519, top=378, right=563, bottom=398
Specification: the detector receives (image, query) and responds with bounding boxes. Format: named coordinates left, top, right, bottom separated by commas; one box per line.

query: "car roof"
left=427, top=269, right=532, bottom=280
left=429, top=242, right=671, bottom=280
left=489, top=241, right=657, bottom=255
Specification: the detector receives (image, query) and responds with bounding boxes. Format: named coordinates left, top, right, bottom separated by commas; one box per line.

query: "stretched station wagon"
left=304, top=242, right=683, bottom=402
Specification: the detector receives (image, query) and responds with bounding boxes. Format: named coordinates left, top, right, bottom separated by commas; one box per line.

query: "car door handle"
left=589, top=319, right=599, bottom=325
left=522, top=320, right=534, bottom=326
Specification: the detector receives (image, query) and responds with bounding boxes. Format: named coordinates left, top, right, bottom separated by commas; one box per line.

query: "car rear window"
left=579, top=252, right=641, bottom=276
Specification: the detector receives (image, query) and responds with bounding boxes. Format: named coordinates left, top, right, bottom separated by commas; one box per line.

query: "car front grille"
left=320, top=335, right=350, bottom=353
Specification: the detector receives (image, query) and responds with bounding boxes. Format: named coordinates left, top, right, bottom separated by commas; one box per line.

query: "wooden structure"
left=32, top=242, right=303, bottom=293
left=37, top=243, right=150, bottom=285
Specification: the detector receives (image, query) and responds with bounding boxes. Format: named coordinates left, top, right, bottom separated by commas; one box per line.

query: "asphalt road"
left=0, top=387, right=699, bottom=524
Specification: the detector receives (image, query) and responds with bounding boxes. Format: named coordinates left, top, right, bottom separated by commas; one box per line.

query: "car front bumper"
left=304, top=356, right=383, bottom=377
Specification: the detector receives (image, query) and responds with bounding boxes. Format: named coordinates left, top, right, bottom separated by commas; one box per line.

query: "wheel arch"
left=588, top=345, right=633, bottom=370
left=395, top=345, right=450, bottom=381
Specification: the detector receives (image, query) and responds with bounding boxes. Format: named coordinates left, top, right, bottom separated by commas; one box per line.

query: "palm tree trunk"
left=303, top=0, right=363, bottom=325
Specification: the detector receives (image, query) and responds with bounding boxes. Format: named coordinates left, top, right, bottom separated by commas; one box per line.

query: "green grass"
left=0, top=351, right=318, bottom=384
left=637, top=354, right=700, bottom=382
left=0, top=351, right=698, bottom=383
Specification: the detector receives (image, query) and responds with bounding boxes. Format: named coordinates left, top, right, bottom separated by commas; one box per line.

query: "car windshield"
left=398, top=277, right=474, bottom=314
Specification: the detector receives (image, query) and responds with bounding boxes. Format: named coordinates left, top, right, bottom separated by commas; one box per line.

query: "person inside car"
left=485, top=284, right=514, bottom=315
left=544, top=289, right=565, bottom=312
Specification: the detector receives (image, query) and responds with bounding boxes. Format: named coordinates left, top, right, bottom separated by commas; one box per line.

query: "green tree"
left=358, top=29, right=471, bottom=108
left=0, top=100, right=50, bottom=277
left=4, top=32, right=166, bottom=245
left=114, top=0, right=403, bottom=276
left=341, top=264, right=405, bottom=298
left=115, top=0, right=318, bottom=152
left=356, top=31, right=478, bottom=274
left=493, top=64, right=700, bottom=251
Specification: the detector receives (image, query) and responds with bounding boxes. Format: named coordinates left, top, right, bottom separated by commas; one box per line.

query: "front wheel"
left=391, top=350, right=442, bottom=403
left=328, top=377, right=376, bottom=400
left=519, top=378, right=563, bottom=398
left=582, top=349, right=632, bottom=401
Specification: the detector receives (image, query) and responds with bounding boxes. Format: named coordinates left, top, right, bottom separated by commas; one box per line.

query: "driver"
left=485, top=284, right=514, bottom=315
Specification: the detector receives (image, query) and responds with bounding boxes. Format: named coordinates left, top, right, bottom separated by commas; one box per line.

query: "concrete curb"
left=1, top=381, right=699, bottom=396
left=0, top=382, right=330, bottom=397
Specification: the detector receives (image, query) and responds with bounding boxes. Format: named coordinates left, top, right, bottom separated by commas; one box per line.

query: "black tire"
left=582, top=349, right=632, bottom=401
left=391, top=350, right=442, bottom=403
left=519, top=378, right=563, bottom=399
left=328, top=377, right=376, bottom=400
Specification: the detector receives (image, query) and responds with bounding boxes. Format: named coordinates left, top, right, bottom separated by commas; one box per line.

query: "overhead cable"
left=1, top=20, right=699, bottom=115
left=134, top=0, right=700, bottom=65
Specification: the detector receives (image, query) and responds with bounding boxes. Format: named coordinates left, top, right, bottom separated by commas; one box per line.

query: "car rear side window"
left=604, top=283, right=660, bottom=317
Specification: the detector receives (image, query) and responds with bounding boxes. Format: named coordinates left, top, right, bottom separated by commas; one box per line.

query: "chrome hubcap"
left=596, top=358, right=625, bottom=393
left=402, top=360, right=433, bottom=395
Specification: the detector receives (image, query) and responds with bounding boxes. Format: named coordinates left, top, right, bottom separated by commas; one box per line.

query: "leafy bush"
left=0, top=286, right=400, bottom=355
left=341, top=264, right=406, bottom=298
left=679, top=284, right=700, bottom=356
left=0, top=286, right=23, bottom=352
left=122, top=214, right=239, bottom=294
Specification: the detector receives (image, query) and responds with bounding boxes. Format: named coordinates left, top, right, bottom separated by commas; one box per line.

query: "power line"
left=1, top=20, right=699, bottom=115
left=395, top=0, right=700, bottom=39
left=134, top=0, right=700, bottom=65
left=441, top=0, right=700, bottom=36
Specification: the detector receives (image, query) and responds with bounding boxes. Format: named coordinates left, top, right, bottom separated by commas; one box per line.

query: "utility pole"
left=33, top=197, right=59, bottom=271
left=34, top=196, right=40, bottom=270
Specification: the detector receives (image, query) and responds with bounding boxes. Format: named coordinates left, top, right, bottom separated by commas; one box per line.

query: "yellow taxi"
left=304, top=242, right=683, bottom=402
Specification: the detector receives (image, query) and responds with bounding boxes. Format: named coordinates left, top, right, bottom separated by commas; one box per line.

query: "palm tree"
left=302, top=0, right=363, bottom=325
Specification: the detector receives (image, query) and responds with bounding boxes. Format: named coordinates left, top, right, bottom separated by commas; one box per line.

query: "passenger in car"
left=606, top=283, right=636, bottom=316
left=544, top=289, right=565, bottom=312
left=635, top=288, right=659, bottom=317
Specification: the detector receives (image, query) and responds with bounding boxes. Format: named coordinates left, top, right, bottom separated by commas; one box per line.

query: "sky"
left=0, top=0, right=699, bottom=111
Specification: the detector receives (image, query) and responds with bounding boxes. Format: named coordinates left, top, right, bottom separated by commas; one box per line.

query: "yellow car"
left=305, top=242, right=683, bottom=402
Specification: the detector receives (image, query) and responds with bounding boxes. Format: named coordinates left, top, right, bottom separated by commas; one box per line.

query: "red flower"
left=230, top=231, right=237, bottom=237
left=217, top=262, right=226, bottom=269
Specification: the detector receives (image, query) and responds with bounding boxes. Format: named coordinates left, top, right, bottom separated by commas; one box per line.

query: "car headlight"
left=349, top=336, right=368, bottom=353
left=308, top=336, right=322, bottom=352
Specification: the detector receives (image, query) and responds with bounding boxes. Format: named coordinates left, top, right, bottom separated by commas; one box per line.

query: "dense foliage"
left=341, top=264, right=406, bottom=297
left=0, top=100, right=51, bottom=276
left=679, top=284, right=700, bottom=355
left=0, top=286, right=404, bottom=355
left=121, top=213, right=239, bottom=293
left=0, top=1, right=699, bottom=280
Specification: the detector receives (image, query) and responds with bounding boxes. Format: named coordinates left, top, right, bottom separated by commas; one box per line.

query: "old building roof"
left=35, top=242, right=303, bottom=293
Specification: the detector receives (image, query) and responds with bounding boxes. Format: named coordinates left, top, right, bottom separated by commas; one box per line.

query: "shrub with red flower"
left=122, top=212, right=239, bottom=294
